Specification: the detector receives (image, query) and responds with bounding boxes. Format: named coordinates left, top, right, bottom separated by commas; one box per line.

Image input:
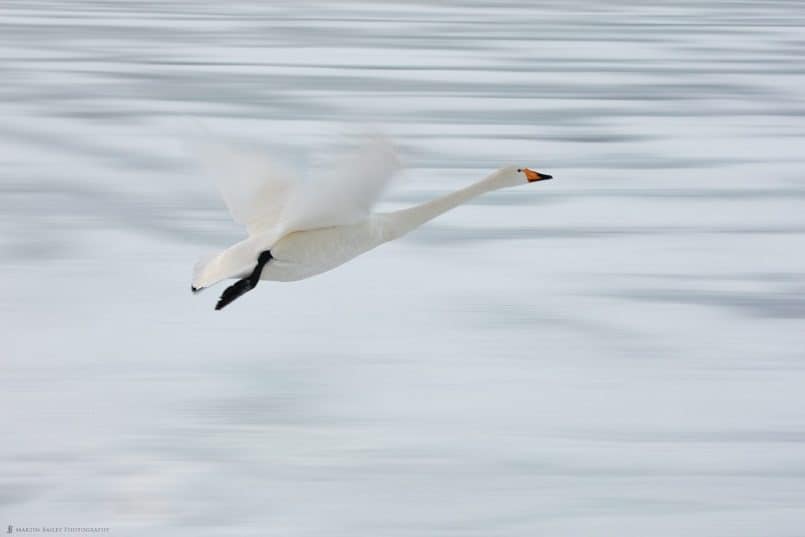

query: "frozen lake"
left=2, top=1, right=805, bottom=535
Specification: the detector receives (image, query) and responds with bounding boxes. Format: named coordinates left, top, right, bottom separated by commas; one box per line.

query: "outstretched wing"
left=279, top=135, right=400, bottom=233
left=195, top=142, right=298, bottom=236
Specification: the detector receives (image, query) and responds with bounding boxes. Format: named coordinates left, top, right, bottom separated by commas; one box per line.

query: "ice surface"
left=1, top=1, right=805, bottom=536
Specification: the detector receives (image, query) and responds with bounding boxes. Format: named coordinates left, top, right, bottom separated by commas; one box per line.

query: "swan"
left=191, top=136, right=553, bottom=310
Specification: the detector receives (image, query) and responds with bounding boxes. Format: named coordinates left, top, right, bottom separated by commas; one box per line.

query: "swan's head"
left=495, top=165, right=554, bottom=187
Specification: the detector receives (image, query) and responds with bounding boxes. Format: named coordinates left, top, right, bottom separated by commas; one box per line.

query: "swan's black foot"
left=214, top=249, right=273, bottom=311
left=257, top=250, right=273, bottom=265
left=215, top=278, right=256, bottom=310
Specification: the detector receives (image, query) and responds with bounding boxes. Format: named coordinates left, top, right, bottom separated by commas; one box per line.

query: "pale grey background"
left=2, top=1, right=805, bottom=536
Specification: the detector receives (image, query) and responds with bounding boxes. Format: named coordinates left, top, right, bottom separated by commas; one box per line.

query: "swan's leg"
left=215, top=250, right=273, bottom=310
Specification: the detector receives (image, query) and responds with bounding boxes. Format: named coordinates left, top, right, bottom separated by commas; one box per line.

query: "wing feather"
left=195, top=142, right=297, bottom=235
left=280, top=135, right=400, bottom=232
left=195, top=134, right=399, bottom=236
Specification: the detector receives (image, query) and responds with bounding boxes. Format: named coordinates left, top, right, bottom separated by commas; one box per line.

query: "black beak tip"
left=540, top=173, right=553, bottom=180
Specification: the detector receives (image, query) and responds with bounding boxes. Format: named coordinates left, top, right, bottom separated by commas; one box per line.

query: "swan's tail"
left=191, top=252, right=220, bottom=293
left=191, top=239, right=259, bottom=293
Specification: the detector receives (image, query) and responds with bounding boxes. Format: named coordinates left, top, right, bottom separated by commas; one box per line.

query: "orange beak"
left=522, top=168, right=553, bottom=182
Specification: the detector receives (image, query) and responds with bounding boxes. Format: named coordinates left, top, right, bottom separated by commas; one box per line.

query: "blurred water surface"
left=2, top=1, right=805, bottom=536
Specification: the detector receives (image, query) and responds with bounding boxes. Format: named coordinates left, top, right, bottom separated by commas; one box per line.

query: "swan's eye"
left=517, top=168, right=522, bottom=173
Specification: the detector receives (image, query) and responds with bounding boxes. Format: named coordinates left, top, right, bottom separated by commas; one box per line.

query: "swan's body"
left=191, top=136, right=552, bottom=309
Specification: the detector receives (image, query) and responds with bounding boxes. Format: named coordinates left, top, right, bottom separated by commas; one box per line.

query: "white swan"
left=191, top=136, right=553, bottom=310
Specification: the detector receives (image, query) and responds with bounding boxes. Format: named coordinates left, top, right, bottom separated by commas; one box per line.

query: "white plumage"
left=191, top=135, right=552, bottom=310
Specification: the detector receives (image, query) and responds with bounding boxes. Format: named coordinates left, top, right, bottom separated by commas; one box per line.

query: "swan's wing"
left=280, top=135, right=400, bottom=232
left=195, top=142, right=298, bottom=235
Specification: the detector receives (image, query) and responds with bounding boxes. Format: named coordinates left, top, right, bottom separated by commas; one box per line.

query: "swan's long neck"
left=381, top=170, right=516, bottom=239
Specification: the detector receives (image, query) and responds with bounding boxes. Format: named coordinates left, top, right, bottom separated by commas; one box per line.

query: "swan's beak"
left=523, top=168, right=553, bottom=182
